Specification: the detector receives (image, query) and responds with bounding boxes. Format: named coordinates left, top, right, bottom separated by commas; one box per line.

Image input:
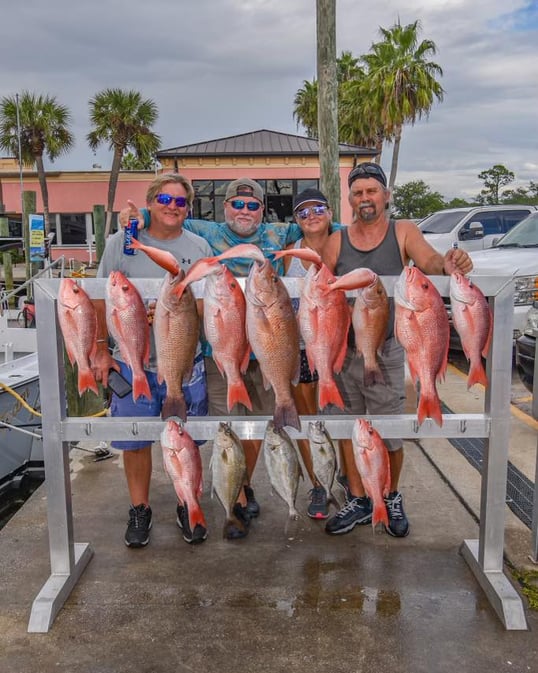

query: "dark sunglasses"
left=155, top=193, right=187, bottom=208
left=296, top=205, right=328, bottom=220
left=348, top=163, right=387, bottom=186
left=228, top=199, right=261, bottom=212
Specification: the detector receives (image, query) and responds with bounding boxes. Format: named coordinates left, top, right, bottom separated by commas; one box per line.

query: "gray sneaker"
left=384, top=491, right=409, bottom=537
left=125, top=504, right=152, bottom=547
left=325, top=496, right=372, bottom=535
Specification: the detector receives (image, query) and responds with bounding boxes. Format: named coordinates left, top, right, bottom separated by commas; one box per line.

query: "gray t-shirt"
left=97, top=227, right=212, bottom=370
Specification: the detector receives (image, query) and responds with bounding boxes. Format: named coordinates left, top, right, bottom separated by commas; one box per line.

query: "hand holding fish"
left=90, top=345, right=119, bottom=388
left=442, top=247, right=473, bottom=276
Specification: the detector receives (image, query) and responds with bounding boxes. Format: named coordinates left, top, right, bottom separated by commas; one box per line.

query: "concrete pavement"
left=0, top=363, right=537, bottom=673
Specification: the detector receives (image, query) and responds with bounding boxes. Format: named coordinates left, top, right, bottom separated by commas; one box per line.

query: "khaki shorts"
left=329, top=337, right=405, bottom=452
left=205, top=357, right=275, bottom=416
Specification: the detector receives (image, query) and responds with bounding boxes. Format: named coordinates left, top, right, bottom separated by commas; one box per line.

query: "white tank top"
left=285, top=239, right=308, bottom=277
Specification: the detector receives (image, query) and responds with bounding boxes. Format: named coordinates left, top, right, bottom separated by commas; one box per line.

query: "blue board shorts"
left=109, top=356, right=208, bottom=450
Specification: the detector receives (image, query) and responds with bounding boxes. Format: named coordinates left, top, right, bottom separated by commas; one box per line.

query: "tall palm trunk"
left=105, top=147, right=123, bottom=238
left=388, top=124, right=402, bottom=191
left=35, top=154, right=51, bottom=235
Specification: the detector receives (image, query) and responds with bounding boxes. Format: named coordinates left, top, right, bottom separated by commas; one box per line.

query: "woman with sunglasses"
left=282, top=188, right=337, bottom=520
left=93, top=173, right=213, bottom=549
left=119, top=177, right=306, bottom=540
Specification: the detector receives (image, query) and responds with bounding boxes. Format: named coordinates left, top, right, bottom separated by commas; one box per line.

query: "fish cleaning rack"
left=28, top=274, right=527, bottom=632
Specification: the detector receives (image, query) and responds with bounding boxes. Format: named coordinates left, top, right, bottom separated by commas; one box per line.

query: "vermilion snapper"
left=394, top=266, right=449, bottom=427
left=106, top=271, right=151, bottom=402
left=161, top=420, right=206, bottom=541
left=57, top=278, right=99, bottom=396
left=450, top=272, right=492, bottom=388
left=352, top=419, right=391, bottom=530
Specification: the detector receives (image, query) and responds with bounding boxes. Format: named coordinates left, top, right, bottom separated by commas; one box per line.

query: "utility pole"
left=316, top=0, right=340, bottom=221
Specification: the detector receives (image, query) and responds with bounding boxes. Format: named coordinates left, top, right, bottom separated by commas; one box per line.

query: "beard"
left=356, top=202, right=378, bottom=222
left=226, top=217, right=259, bottom=237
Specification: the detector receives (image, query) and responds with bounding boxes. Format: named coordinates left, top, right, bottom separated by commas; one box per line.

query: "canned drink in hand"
left=123, top=218, right=139, bottom=255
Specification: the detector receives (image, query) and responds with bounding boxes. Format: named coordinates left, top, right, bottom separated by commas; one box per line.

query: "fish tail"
left=188, top=500, right=207, bottom=531
left=363, top=365, right=385, bottom=387
left=227, top=380, right=253, bottom=412
left=223, top=515, right=247, bottom=540
left=274, top=400, right=301, bottom=431
left=372, top=498, right=389, bottom=529
left=417, top=391, right=443, bottom=427
left=318, top=379, right=345, bottom=410
left=77, top=366, right=99, bottom=396
left=467, top=360, right=488, bottom=389
left=132, top=372, right=152, bottom=404
left=161, top=394, right=187, bottom=422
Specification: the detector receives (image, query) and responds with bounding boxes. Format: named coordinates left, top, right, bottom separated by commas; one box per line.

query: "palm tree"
left=87, top=89, right=160, bottom=236
left=362, top=20, right=444, bottom=189
left=293, top=79, right=319, bottom=138
left=0, top=91, right=74, bottom=234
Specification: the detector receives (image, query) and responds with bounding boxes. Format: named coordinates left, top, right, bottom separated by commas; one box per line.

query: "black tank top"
left=335, top=218, right=403, bottom=340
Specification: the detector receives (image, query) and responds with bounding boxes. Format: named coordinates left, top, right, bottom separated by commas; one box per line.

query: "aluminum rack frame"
left=27, top=274, right=527, bottom=632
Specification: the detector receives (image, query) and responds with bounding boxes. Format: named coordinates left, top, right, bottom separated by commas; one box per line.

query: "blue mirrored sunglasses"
left=229, top=199, right=261, bottom=212
left=296, top=204, right=328, bottom=220
left=156, top=193, right=187, bottom=208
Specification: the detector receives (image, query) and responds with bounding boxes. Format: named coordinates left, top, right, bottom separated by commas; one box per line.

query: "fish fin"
left=77, top=366, right=99, bottom=396
left=239, top=347, right=251, bottom=375
left=274, top=401, right=301, bottom=432
left=162, top=394, right=187, bottom=422
left=143, top=327, right=151, bottom=367
left=417, top=392, right=443, bottom=427
left=482, top=310, right=493, bottom=358
left=227, top=380, right=253, bottom=412
left=363, top=365, right=385, bottom=387
left=318, top=379, right=345, bottom=410
left=371, top=499, right=389, bottom=528
left=132, top=371, right=152, bottom=404
left=212, top=356, right=226, bottom=378
left=333, top=336, right=349, bottom=374
left=223, top=516, right=247, bottom=539
left=467, top=361, right=488, bottom=389
left=187, top=501, right=207, bottom=531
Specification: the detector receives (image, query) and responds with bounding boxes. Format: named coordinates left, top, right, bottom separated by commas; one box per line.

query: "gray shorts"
left=330, top=337, right=405, bottom=452
left=205, top=356, right=275, bottom=416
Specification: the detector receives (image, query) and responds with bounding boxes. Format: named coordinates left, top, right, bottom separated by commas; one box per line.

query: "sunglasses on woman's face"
left=155, top=193, right=187, bottom=208
left=228, top=199, right=261, bottom=212
left=296, top=205, right=328, bottom=220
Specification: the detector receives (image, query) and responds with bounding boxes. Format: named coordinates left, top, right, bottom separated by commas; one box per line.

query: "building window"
left=191, top=178, right=319, bottom=223
left=58, top=214, right=87, bottom=245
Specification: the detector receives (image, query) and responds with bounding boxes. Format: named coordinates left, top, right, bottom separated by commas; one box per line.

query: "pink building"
left=0, top=129, right=376, bottom=264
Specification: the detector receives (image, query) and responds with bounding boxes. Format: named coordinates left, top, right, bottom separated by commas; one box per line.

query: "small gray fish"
left=263, top=420, right=301, bottom=520
left=211, top=422, right=248, bottom=537
left=307, top=420, right=338, bottom=504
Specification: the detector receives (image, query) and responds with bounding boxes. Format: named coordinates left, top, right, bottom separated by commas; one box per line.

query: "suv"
left=468, top=211, right=538, bottom=340
left=419, top=205, right=536, bottom=254
left=515, top=303, right=537, bottom=394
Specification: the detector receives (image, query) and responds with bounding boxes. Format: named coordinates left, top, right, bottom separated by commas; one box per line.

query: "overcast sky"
left=1, top=0, right=536, bottom=200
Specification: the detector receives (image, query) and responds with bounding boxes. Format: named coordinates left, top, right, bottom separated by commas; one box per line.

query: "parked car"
left=515, top=303, right=537, bottom=393
left=419, top=205, right=537, bottom=254
left=467, top=211, right=538, bottom=340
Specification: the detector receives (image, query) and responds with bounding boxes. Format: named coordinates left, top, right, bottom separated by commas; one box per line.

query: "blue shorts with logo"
left=110, top=356, right=208, bottom=450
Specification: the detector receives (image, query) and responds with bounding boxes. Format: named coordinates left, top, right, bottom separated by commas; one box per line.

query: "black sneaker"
left=384, top=491, right=409, bottom=537
left=125, top=504, right=152, bottom=548
left=244, top=485, right=260, bottom=518
left=325, top=496, right=372, bottom=535
left=307, top=485, right=329, bottom=519
left=336, top=472, right=353, bottom=502
left=224, top=503, right=250, bottom=540
left=176, top=503, right=208, bottom=544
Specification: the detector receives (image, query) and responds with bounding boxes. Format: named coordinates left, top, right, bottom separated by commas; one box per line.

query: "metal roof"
left=157, top=129, right=376, bottom=158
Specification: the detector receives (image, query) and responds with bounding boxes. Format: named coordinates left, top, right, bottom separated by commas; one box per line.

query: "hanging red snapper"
left=394, top=266, right=449, bottom=427
left=329, top=269, right=388, bottom=387
left=154, top=270, right=200, bottom=421
left=105, top=271, right=151, bottom=402
left=450, top=272, right=492, bottom=389
left=245, top=259, right=301, bottom=431
left=57, top=278, right=99, bottom=396
left=352, top=419, right=391, bottom=530
left=161, top=421, right=206, bottom=539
